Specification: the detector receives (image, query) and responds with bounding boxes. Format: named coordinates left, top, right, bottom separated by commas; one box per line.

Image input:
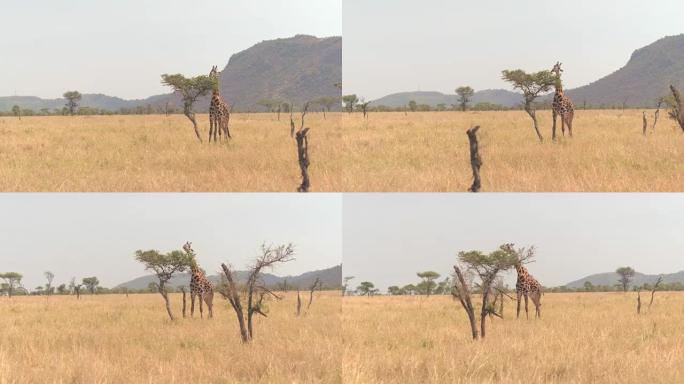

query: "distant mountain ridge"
left=371, top=34, right=684, bottom=109
left=565, top=34, right=684, bottom=107
left=565, top=270, right=684, bottom=289
left=0, top=34, right=341, bottom=112
left=371, top=89, right=523, bottom=108
left=116, top=264, right=342, bottom=291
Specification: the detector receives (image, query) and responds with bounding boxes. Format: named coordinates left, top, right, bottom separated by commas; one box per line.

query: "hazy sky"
left=0, top=194, right=342, bottom=290
left=0, top=0, right=341, bottom=99
left=344, top=0, right=684, bottom=100
left=343, top=194, right=684, bottom=291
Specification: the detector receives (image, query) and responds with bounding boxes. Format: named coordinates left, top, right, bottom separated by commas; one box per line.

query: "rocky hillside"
left=371, top=89, right=522, bottom=108
left=116, top=264, right=342, bottom=291
left=566, top=34, right=684, bottom=107
left=565, top=270, right=684, bottom=289
left=0, top=35, right=341, bottom=112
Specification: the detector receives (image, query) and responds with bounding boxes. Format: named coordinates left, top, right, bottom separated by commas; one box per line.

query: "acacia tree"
left=63, top=91, right=82, bottom=116
left=44, top=271, right=55, bottom=298
left=342, top=94, right=358, bottom=113
left=82, top=277, right=99, bottom=294
left=219, top=243, right=295, bottom=343
left=0, top=272, right=23, bottom=298
left=356, top=281, right=375, bottom=297
left=452, top=244, right=519, bottom=339
left=342, top=276, right=355, bottom=296
left=456, top=86, right=475, bottom=111
left=135, top=249, right=192, bottom=320
left=416, top=271, right=440, bottom=297
left=11, top=105, right=21, bottom=119
left=616, top=267, right=636, bottom=292
left=161, top=73, right=215, bottom=142
left=501, top=69, right=556, bottom=142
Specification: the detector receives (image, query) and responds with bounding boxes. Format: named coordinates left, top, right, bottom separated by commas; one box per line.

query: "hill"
left=116, top=264, right=342, bottom=291
left=565, top=270, right=684, bottom=289
left=0, top=35, right=341, bottom=112
left=566, top=34, right=684, bottom=107
left=371, top=89, right=522, bottom=109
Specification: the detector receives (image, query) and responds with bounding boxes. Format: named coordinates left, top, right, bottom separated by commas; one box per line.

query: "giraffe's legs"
left=209, top=114, right=214, bottom=143
left=552, top=110, right=558, bottom=141
left=199, top=293, right=204, bottom=319
left=567, top=111, right=574, bottom=137
left=524, top=294, right=529, bottom=320
left=561, top=114, right=566, bottom=137
left=205, top=291, right=214, bottom=318
left=531, top=292, right=541, bottom=318
left=190, top=291, right=196, bottom=318
left=516, top=290, right=522, bottom=319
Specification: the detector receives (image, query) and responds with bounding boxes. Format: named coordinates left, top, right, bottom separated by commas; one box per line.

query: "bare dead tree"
left=307, top=277, right=321, bottom=310
left=653, top=99, right=662, bottom=131
left=636, top=290, right=642, bottom=314
left=452, top=266, right=478, bottom=340
left=466, top=126, right=482, bottom=192
left=360, top=101, right=371, bottom=119
left=643, top=112, right=648, bottom=136
left=296, top=289, right=302, bottom=316
left=668, top=85, right=684, bottom=131
left=219, top=243, right=295, bottom=343
left=180, top=286, right=187, bottom=318
left=648, top=275, right=663, bottom=310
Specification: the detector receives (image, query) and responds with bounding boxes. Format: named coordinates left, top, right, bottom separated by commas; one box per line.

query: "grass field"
left=0, top=292, right=341, bottom=384
left=342, top=110, right=683, bottom=191
left=343, top=292, right=684, bottom=384
left=0, top=113, right=341, bottom=192
left=1, top=110, right=681, bottom=192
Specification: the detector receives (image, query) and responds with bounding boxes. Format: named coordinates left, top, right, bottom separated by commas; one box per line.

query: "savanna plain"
left=0, top=292, right=341, bottom=384
left=343, top=110, right=682, bottom=191
left=0, top=113, right=341, bottom=192
left=1, top=110, right=682, bottom=191
left=343, top=292, right=684, bottom=384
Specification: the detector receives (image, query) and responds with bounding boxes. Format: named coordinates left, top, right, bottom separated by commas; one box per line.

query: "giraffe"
left=550, top=62, right=575, bottom=140
left=514, top=260, right=542, bottom=319
left=182, top=242, right=214, bottom=318
left=208, top=66, right=232, bottom=142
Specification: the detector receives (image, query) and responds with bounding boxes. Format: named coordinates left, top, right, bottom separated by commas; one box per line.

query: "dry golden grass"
left=341, top=110, right=683, bottom=191
left=0, top=292, right=341, bottom=384
left=343, top=292, right=684, bottom=384
left=0, top=113, right=341, bottom=192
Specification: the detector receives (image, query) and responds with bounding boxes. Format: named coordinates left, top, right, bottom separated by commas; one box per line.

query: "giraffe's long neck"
left=515, top=264, right=528, bottom=278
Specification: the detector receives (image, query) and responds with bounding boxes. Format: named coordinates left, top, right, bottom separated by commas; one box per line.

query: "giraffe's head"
left=551, top=62, right=563, bottom=77
left=209, top=66, right=221, bottom=93
left=182, top=241, right=194, bottom=255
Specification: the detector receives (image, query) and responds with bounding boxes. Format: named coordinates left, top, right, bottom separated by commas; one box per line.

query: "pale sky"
left=343, top=194, right=684, bottom=291
left=0, top=194, right=342, bottom=290
left=343, top=0, right=684, bottom=100
left=0, top=0, right=341, bottom=99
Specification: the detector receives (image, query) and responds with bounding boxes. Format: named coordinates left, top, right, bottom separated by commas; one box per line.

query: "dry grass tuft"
left=0, top=113, right=341, bottom=192
left=340, top=111, right=683, bottom=191
left=343, top=292, right=684, bottom=384
left=0, top=292, right=341, bottom=384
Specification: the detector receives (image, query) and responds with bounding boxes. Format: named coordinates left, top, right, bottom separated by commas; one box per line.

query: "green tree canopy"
left=0, top=272, right=23, bottom=298
left=502, top=69, right=556, bottom=142
left=356, top=281, right=375, bottom=297
left=82, top=276, right=99, bottom=294
left=161, top=73, right=216, bottom=142
left=417, top=271, right=441, bottom=297
left=456, top=86, right=475, bottom=111
left=342, top=94, right=358, bottom=113
left=63, top=91, right=82, bottom=116
left=616, top=266, right=636, bottom=292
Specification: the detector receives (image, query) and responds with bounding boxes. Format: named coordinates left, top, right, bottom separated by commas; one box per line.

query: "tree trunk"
left=296, top=290, right=302, bottom=316
left=181, top=288, right=187, bottom=318
left=453, top=266, right=478, bottom=340
left=466, top=126, right=482, bottom=192
left=296, top=128, right=311, bottom=192
left=159, top=283, right=174, bottom=321
left=525, top=104, right=543, bottom=142
left=643, top=112, right=648, bottom=136
left=184, top=110, right=202, bottom=142
left=220, top=264, right=250, bottom=343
